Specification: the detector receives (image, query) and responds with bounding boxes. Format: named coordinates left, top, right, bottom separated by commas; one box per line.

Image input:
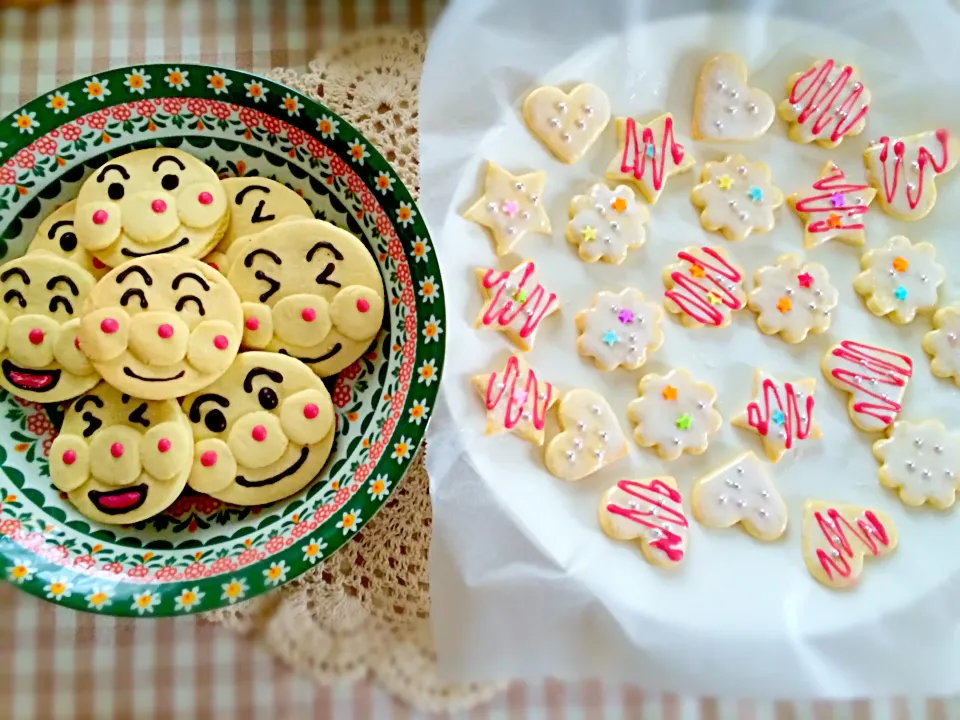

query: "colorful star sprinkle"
left=645, top=143, right=655, bottom=159
left=513, top=289, right=528, bottom=303
left=797, top=272, right=814, bottom=288
left=707, top=291, right=723, bottom=305
left=748, top=186, right=763, bottom=202
left=892, top=256, right=909, bottom=272
left=502, top=199, right=519, bottom=217
left=829, top=192, right=845, bottom=208
left=611, top=197, right=627, bottom=213
left=771, top=409, right=785, bottom=426
left=689, top=264, right=706, bottom=278
left=675, top=414, right=692, bottom=430
left=777, top=297, right=792, bottom=314
left=826, top=213, right=843, bottom=229
left=602, top=330, right=619, bottom=346
left=717, top=175, right=733, bottom=190
left=581, top=225, right=597, bottom=242
left=662, top=385, right=678, bottom=401
left=894, top=285, right=908, bottom=301
left=617, top=308, right=635, bottom=324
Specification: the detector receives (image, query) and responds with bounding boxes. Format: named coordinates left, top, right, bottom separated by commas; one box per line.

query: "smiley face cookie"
left=77, top=255, right=242, bottom=400
left=49, top=382, right=193, bottom=525
left=182, top=351, right=336, bottom=506
left=0, top=254, right=99, bottom=402
left=213, top=177, right=314, bottom=261
left=228, top=219, right=385, bottom=378
left=73, top=148, right=228, bottom=267
left=26, top=201, right=107, bottom=278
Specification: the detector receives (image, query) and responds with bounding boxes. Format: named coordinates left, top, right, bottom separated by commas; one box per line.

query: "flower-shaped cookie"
left=923, top=307, right=960, bottom=386
left=627, top=369, right=722, bottom=461
left=692, top=54, right=775, bottom=142
left=575, top=289, right=663, bottom=372
left=748, top=254, right=838, bottom=343
left=691, top=155, right=783, bottom=241
left=463, top=161, right=551, bottom=257
left=544, top=389, right=628, bottom=481
left=662, top=246, right=746, bottom=328
left=873, top=420, right=960, bottom=509
left=853, top=235, right=944, bottom=324
left=565, top=184, right=648, bottom=264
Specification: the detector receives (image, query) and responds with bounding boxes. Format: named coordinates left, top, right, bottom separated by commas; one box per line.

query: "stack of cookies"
left=2, top=148, right=384, bottom=525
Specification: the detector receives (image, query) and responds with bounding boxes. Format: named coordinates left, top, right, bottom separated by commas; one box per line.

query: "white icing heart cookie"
left=853, top=235, right=944, bottom=325
left=474, top=259, right=559, bottom=352
left=779, top=59, right=871, bottom=148
left=874, top=420, right=960, bottom=509
left=692, top=54, right=774, bottom=142
left=627, top=369, right=721, bottom=461
left=690, top=155, right=783, bottom=242
left=575, top=289, right=663, bottom=372
left=788, top=161, right=876, bottom=251
left=662, top=246, right=746, bottom=329
left=748, top=254, right=838, bottom=344
left=802, top=500, right=897, bottom=590
left=732, top=369, right=822, bottom=463
left=463, top=161, right=551, bottom=257
left=471, top=354, right=556, bottom=447
left=522, top=84, right=611, bottom=164
left=821, top=341, right=913, bottom=433
left=598, top=477, right=688, bottom=568
left=565, top=184, right=647, bottom=264
left=923, top=307, right=960, bottom=386
left=605, top=113, right=695, bottom=205
left=544, top=389, right=628, bottom=481
left=691, top=452, right=788, bottom=542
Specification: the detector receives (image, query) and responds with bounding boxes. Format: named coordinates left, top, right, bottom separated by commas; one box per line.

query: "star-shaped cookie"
left=605, top=113, right=695, bottom=204
left=472, top=354, right=557, bottom=446
left=788, top=161, right=876, bottom=250
left=464, top=161, right=551, bottom=257
left=732, top=369, right=821, bottom=463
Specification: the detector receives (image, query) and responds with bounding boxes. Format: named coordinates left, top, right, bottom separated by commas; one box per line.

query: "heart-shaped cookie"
left=544, top=389, right=627, bottom=481
left=692, top=54, right=774, bottom=142
left=599, top=476, right=688, bottom=568
left=522, top=84, right=611, bottom=164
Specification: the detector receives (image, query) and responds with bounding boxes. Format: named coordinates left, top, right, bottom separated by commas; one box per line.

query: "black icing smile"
left=2, top=360, right=61, bottom=392
left=88, top=484, right=148, bottom=515
left=236, top=446, right=309, bottom=488
left=121, top=237, right=190, bottom=257
left=278, top=344, right=342, bottom=364
left=123, top=367, right=186, bottom=382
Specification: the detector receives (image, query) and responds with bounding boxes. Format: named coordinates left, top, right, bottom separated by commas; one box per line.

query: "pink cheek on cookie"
left=110, top=442, right=124, bottom=459
left=62, top=449, right=77, bottom=466
left=151, top=199, right=167, bottom=214
left=198, top=192, right=214, bottom=205
left=356, top=298, right=370, bottom=313
left=157, top=323, right=174, bottom=339
left=92, top=210, right=109, bottom=225
left=157, top=438, right=171, bottom=453
left=251, top=425, right=267, bottom=443
left=74, top=337, right=81, bottom=350
left=213, top=335, right=229, bottom=350
left=92, top=258, right=106, bottom=270
left=245, top=317, right=259, bottom=331
left=28, top=329, right=44, bottom=345
left=301, top=308, right=316, bottom=322
left=200, top=451, right=217, bottom=467
left=100, top=318, right=119, bottom=334
left=303, top=403, right=319, bottom=420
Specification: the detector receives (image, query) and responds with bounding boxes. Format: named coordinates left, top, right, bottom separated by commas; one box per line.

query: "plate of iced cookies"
left=0, top=65, right=441, bottom=616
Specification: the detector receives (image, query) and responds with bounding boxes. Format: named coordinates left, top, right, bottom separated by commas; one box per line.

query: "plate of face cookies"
left=0, top=65, right=441, bottom=616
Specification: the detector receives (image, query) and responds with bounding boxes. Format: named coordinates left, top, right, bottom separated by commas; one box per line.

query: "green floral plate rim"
left=0, top=64, right=444, bottom=616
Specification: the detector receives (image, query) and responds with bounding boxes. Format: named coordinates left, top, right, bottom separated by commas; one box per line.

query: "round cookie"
left=26, top=200, right=108, bottom=278
left=213, top=177, right=314, bottom=259
left=49, top=382, right=193, bottom=525
left=227, top=219, right=385, bottom=377
left=182, top=351, right=336, bottom=506
left=73, top=148, right=228, bottom=267
left=0, top=253, right=99, bottom=402
left=77, top=255, right=242, bottom=400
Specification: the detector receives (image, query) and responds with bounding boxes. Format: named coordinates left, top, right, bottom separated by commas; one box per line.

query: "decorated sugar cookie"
left=228, top=219, right=385, bottom=378
left=73, top=148, right=229, bottom=267
left=544, top=389, right=628, bottom=481
left=183, top=352, right=336, bottom=506
left=627, top=369, right=721, bottom=461
left=802, top=500, right=897, bottom=590
left=779, top=59, right=871, bottom=148
left=605, top=113, right=695, bottom=204
left=463, top=161, right=550, bottom=257
left=853, top=235, right=944, bottom=325
left=873, top=420, right=960, bottom=509
left=77, top=255, right=242, bottom=400
left=691, top=155, right=783, bottom=241
left=49, top=382, right=192, bottom=524
left=522, top=83, right=611, bottom=164
left=788, top=161, right=876, bottom=250
left=662, top=246, right=746, bottom=329
left=691, top=53, right=775, bottom=142
left=475, top=259, right=558, bottom=352
left=575, top=289, right=663, bottom=372
left=864, top=129, right=960, bottom=221
left=26, top=201, right=107, bottom=278
left=691, top=452, right=788, bottom=542
left=923, top=307, right=960, bottom=386
left=471, top=354, right=556, bottom=446
left=821, top=341, right=913, bottom=433
left=598, top=477, right=688, bottom=568
left=0, top=254, right=99, bottom=403
left=732, top=370, right=821, bottom=463
left=748, top=254, right=838, bottom=344
left=565, top=184, right=648, bottom=264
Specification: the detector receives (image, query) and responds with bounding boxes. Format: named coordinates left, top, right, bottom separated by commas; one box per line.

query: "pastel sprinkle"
left=716, top=175, right=733, bottom=190
left=771, top=409, right=785, bottom=426
left=829, top=192, right=845, bottom=208
left=797, top=272, right=814, bottom=288
left=645, top=144, right=655, bottom=158
left=748, top=186, right=763, bottom=202
left=777, top=297, right=792, bottom=313
left=892, top=257, right=909, bottom=272
left=894, top=285, right=908, bottom=301
left=513, top=289, right=528, bottom=303
left=611, top=197, right=627, bottom=213
left=501, top=200, right=519, bottom=217
left=707, top=292, right=723, bottom=306
left=662, top=385, right=678, bottom=401
left=581, top=225, right=597, bottom=242
left=675, top=414, right=692, bottom=430
left=689, top=265, right=705, bottom=278
left=602, top=330, right=618, bottom=347
left=617, top=309, right=634, bottom=324
left=826, top=213, right=843, bottom=229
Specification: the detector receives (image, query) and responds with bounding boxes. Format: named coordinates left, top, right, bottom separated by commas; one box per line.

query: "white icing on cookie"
left=874, top=420, right=960, bottom=509
left=802, top=501, right=897, bottom=590
left=732, top=370, right=822, bottom=463
left=463, top=162, right=551, bottom=256
left=690, top=154, right=783, bottom=241
left=575, top=289, right=663, bottom=372
left=522, top=84, right=611, bottom=164
left=779, top=59, right=870, bottom=147
left=627, top=368, right=721, bottom=461
left=474, top=259, right=559, bottom=351
left=691, top=452, right=788, bottom=541
left=598, top=477, right=688, bottom=568
left=661, top=246, right=746, bottom=329
left=544, top=389, right=628, bottom=481
left=923, top=307, right=960, bottom=386
left=471, top=354, right=557, bottom=446
left=605, top=113, right=695, bottom=204
left=692, top=54, right=774, bottom=141
left=853, top=235, right=944, bottom=324
left=788, top=161, right=876, bottom=250
left=565, top=184, right=647, bottom=264
left=748, top=254, right=838, bottom=344
left=821, top=341, right=913, bottom=433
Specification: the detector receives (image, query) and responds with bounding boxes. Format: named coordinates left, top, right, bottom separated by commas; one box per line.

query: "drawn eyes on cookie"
left=74, top=394, right=105, bottom=438
left=306, top=241, right=344, bottom=289
left=244, top=249, right=283, bottom=303
left=175, top=295, right=205, bottom=315
left=120, top=287, right=148, bottom=309
left=119, top=393, right=151, bottom=428
left=46, top=275, right=80, bottom=315
left=96, top=164, right=130, bottom=201
left=235, top=185, right=276, bottom=225
left=48, top=220, right=78, bottom=253
left=48, top=296, right=73, bottom=314
left=3, top=289, right=26, bottom=309
left=189, top=393, right=230, bottom=433
left=244, top=367, right=283, bottom=411
left=171, top=272, right=210, bottom=316
left=153, top=155, right=186, bottom=192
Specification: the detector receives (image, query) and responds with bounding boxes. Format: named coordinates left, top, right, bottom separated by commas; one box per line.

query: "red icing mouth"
left=1, top=360, right=60, bottom=392
left=88, top=484, right=148, bottom=515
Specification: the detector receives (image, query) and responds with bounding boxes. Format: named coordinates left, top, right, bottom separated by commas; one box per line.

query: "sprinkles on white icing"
left=575, top=289, right=663, bottom=372
left=544, top=389, right=628, bottom=481
left=463, top=161, right=551, bottom=257
left=732, top=369, right=822, bottom=463
left=661, top=246, right=746, bottom=329
left=923, top=306, right=960, bottom=386
left=598, top=476, right=689, bottom=568
left=474, top=259, right=559, bottom=351
left=627, top=368, right=722, bottom=461
left=691, top=154, right=784, bottom=241
left=471, top=354, right=557, bottom=446
left=748, top=254, right=839, bottom=344
left=779, top=59, right=871, bottom=148
left=691, top=451, right=788, bottom=541
left=692, top=53, right=775, bottom=142
left=605, top=112, right=695, bottom=205
left=565, top=184, right=648, bottom=264
left=853, top=235, right=944, bottom=325
left=873, top=420, right=960, bottom=509
left=522, top=84, right=611, bottom=164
